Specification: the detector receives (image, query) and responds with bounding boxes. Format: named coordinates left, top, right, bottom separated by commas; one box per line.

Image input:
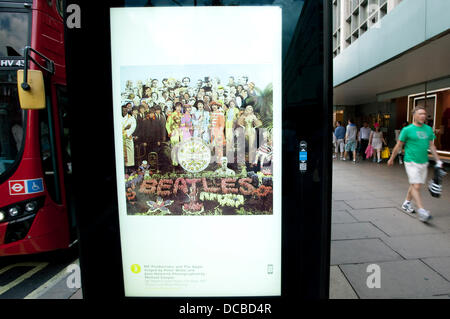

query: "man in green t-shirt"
left=388, top=106, right=442, bottom=222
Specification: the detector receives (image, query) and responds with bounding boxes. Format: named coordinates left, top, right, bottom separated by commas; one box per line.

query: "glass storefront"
left=408, top=88, right=450, bottom=154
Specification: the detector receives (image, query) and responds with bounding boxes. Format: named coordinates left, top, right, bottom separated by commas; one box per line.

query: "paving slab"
left=340, top=260, right=450, bottom=299
left=333, top=192, right=376, bottom=201
left=332, top=210, right=358, bottom=224
left=422, top=257, right=450, bottom=282
left=333, top=185, right=372, bottom=193
left=331, top=239, right=403, bottom=265
left=382, top=233, right=450, bottom=259
left=69, top=289, right=83, bottom=299
left=348, top=207, right=405, bottom=221
left=36, top=273, right=78, bottom=299
left=364, top=183, right=406, bottom=192
left=332, top=201, right=353, bottom=212
left=331, top=222, right=386, bottom=240
left=420, top=198, right=450, bottom=218
left=332, top=159, right=450, bottom=298
left=430, top=216, right=450, bottom=232
left=344, top=198, right=398, bottom=210
left=369, top=190, right=408, bottom=200
left=348, top=207, right=442, bottom=237
left=329, top=266, right=358, bottom=299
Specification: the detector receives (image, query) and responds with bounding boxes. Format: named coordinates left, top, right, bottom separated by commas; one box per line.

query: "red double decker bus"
left=0, top=0, right=75, bottom=256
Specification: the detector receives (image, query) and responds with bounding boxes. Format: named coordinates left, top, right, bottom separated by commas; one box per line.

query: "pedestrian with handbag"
left=358, top=121, right=372, bottom=160
left=369, top=122, right=387, bottom=163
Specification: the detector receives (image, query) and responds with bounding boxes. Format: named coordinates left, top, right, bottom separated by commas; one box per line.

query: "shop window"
left=408, top=89, right=450, bottom=154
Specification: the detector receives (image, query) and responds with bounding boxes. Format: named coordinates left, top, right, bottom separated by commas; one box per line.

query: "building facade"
left=333, top=0, right=450, bottom=157
left=333, top=0, right=403, bottom=58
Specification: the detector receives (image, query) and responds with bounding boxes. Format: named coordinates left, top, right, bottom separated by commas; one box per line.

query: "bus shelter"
left=65, top=0, right=332, bottom=310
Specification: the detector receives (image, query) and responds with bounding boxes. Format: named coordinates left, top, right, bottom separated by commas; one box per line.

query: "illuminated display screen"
left=110, top=6, right=281, bottom=297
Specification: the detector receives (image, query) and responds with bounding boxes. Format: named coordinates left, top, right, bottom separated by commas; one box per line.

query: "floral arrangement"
left=238, top=178, right=256, bottom=195
left=157, top=179, right=173, bottom=197
left=173, top=177, right=189, bottom=195
left=182, top=202, right=205, bottom=215
left=126, top=187, right=136, bottom=203
left=146, top=197, right=174, bottom=215
left=253, top=185, right=272, bottom=197
left=202, top=177, right=220, bottom=193
left=132, top=174, right=271, bottom=215
left=221, top=178, right=239, bottom=194
left=199, top=192, right=245, bottom=208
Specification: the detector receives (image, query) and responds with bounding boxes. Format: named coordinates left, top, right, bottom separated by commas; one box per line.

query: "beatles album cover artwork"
left=121, top=65, right=275, bottom=216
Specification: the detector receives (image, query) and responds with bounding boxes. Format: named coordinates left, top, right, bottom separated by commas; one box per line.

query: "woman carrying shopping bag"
left=369, top=122, right=387, bottom=163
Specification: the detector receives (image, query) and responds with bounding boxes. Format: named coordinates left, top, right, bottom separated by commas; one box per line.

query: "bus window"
left=0, top=71, right=25, bottom=179
left=0, top=11, right=29, bottom=57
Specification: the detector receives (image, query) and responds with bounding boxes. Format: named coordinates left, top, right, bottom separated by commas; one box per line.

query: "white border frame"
left=110, top=6, right=282, bottom=297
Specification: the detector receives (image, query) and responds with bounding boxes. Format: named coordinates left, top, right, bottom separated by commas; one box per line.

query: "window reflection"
left=0, top=12, right=29, bottom=57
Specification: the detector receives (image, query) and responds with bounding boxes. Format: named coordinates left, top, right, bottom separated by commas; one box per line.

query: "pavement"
left=28, top=157, right=450, bottom=299
left=329, top=157, right=450, bottom=299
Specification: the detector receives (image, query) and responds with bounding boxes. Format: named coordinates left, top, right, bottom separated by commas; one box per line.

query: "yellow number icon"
left=131, top=264, right=141, bottom=274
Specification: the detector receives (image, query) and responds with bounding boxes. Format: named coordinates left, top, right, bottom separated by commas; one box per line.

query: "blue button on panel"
left=299, top=151, right=307, bottom=161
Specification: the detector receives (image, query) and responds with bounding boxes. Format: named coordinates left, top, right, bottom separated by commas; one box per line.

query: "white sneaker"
left=342, top=158, right=346, bottom=161
left=401, top=202, right=415, bottom=214
left=417, top=208, right=432, bottom=222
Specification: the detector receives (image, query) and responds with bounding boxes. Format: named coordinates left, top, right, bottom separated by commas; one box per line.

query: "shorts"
left=336, top=138, right=345, bottom=153
left=345, top=140, right=356, bottom=152
left=404, top=161, right=428, bottom=184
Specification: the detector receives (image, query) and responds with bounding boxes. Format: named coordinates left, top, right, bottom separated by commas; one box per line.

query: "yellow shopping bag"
left=381, top=147, right=390, bottom=159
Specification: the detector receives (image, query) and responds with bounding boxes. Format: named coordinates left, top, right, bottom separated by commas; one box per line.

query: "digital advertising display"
left=110, top=6, right=282, bottom=297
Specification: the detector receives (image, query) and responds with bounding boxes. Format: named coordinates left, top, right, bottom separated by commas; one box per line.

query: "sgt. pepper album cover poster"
left=111, top=6, right=282, bottom=297
left=121, top=64, right=275, bottom=216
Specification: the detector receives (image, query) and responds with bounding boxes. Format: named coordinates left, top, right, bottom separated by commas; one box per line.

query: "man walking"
left=358, top=121, right=371, bottom=160
left=334, top=121, right=345, bottom=160
left=388, top=106, right=443, bottom=222
left=344, top=119, right=357, bottom=163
